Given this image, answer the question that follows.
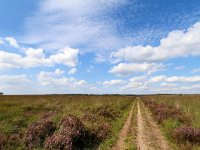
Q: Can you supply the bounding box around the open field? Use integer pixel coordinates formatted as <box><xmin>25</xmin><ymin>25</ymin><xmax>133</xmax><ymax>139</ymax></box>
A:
<box><xmin>0</xmin><ymin>94</ymin><xmax>200</xmax><ymax>150</ymax></box>
<box><xmin>0</xmin><ymin>95</ymin><xmax>135</xmax><ymax>149</ymax></box>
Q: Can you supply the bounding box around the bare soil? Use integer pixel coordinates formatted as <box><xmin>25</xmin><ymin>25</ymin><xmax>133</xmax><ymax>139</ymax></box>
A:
<box><xmin>137</xmin><ymin>98</ymin><xmax>172</xmax><ymax>150</ymax></box>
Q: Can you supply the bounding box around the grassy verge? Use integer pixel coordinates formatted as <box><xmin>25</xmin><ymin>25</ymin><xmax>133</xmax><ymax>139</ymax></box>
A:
<box><xmin>98</xmin><ymin>100</ymin><xmax>134</xmax><ymax>149</ymax></box>
<box><xmin>124</xmin><ymin>101</ymin><xmax>137</xmax><ymax>150</ymax></box>
<box><xmin>142</xmin><ymin>95</ymin><xmax>200</xmax><ymax>150</ymax></box>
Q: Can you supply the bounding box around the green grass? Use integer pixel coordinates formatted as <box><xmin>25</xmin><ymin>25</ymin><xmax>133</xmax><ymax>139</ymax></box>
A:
<box><xmin>0</xmin><ymin>95</ymin><xmax>135</xmax><ymax>149</ymax></box>
<box><xmin>143</xmin><ymin>94</ymin><xmax>200</xmax><ymax>150</ymax></box>
<box><xmin>124</xmin><ymin>101</ymin><xmax>137</xmax><ymax>150</ymax></box>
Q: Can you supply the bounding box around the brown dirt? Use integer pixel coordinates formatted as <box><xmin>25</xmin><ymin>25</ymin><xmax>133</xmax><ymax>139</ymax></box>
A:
<box><xmin>112</xmin><ymin>102</ymin><xmax>135</xmax><ymax>150</ymax></box>
<box><xmin>137</xmin><ymin>99</ymin><xmax>148</xmax><ymax>150</ymax></box>
<box><xmin>137</xmin><ymin>98</ymin><xmax>172</xmax><ymax>150</ymax></box>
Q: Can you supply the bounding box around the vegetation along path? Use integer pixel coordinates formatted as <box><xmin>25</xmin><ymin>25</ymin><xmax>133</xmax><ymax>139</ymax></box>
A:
<box><xmin>113</xmin><ymin>101</ymin><xmax>135</xmax><ymax>150</ymax></box>
<box><xmin>137</xmin><ymin>98</ymin><xmax>172</xmax><ymax>150</ymax></box>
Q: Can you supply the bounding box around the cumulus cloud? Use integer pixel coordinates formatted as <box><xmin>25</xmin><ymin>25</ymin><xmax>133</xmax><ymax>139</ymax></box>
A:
<box><xmin>0</xmin><ymin>74</ymin><xmax>30</xmax><ymax>84</ymax></box>
<box><xmin>0</xmin><ymin>74</ymin><xmax>31</xmax><ymax>93</ymax></box>
<box><xmin>150</xmin><ymin>75</ymin><xmax>200</xmax><ymax>83</ymax></box>
<box><xmin>0</xmin><ymin>47</ymin><xmax>79</xmax><ymax>69</ymax></box>
<box><xmin>119</xmin><ymin>75</ymin><xmax>200</xmax><ymax>94</ymax></box>
<box><xmin>55</xmin><ymin>69</ymin><xmax>65</xmax><ymax>76</ymax></box>
<box><xmin>121</xmin><ymin>76</ymin><xmax>148</xmax><ymax>90</ymax></box>
<box><xmin>112</xmin><ymin>22</ymin><xmax>200</xmax><ymax>62</ymax></box>
<box><xmin>49</xmin><ymin>47</ymin><xmax>79</xmax><ymax>67</ymax></box>
<box><xmin>5</xmin><ymin>37</ymin><xmax>19</xmax><ymax>48</ymax></box>
<box><xmin>102</xmin><ymin>79</ymin><xmax>126</xmax><ymax>87</ymax></box>
<box><xmin>109</xmin><ymin>63</ymin><xmax>163</xmax><ymax>76</ymax></box>
<box><xmin>37</xmin><ymin>71</ymin><xmax>87</xmax><ymax>88</ymax></box>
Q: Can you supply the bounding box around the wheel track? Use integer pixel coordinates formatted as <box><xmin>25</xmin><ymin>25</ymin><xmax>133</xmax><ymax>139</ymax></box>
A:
<box><xmin>137</xmin><ymin>98</ymin><xmax>172</xmax><ymax>150</ymax></box>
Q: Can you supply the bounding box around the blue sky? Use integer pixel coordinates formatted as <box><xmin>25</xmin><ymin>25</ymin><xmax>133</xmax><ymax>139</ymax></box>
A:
<box><xmin>0</xmin><ymin>0</ymin><xmax>200</xmax><ymax>94</ymax></box>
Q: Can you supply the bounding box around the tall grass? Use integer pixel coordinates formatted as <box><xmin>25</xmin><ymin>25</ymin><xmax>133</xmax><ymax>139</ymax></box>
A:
<box><xmin>0</xmin><ymin>95</ymin><xmax>134</xmax><ymax>149</ymax></box>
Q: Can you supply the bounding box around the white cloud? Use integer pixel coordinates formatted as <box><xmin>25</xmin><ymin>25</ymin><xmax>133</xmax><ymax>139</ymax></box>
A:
<box><xmin>150</xmin><ymin>75</ymin><xmax>167</xmax><ymax>83</ymax></box>
<box><xmin>55</xmin><ymin>69</ymin><xmax>65</xmax><ymax>76</ymax></box>
<box><xmin>5</xmin><ymin>37</ymin><xmax>19</xmax><ymax>48</ymax></box>
<box><xmin>68</xmin><ymin>68</ymin><xmax>77</xmax><ymax>75</ymax></box>
<box><xmin>112</xmin><ymin>22</ymin><xmax>200</xmax><ymax>62</ymax></box>
<box><xmin>121</xmin><ymin>76</ymin><xmax>148</xmax><ymax>90</ymax></box>
<box><xmin>150</xmin><ymin>75</ymin><xmax>200</xmax><ymax>83</ymax></box>
<box><xmin>102</xmin><ymin>79</ymin><xmax>126</xmax><ymax>87</ymax></box>
<box><xmin>49</xmin><ymin>47</ymin><xmax>79</xmax><ymax>67</ymax></box>
<box><xmin>0</xmin><ymin>75</ymin><xmax>31</xmax><ymax>93</ymax></box>
<box><xmin>74</xmin><ymin>80</ymin><xmax>87</xmax><ymax>86</ymax></box>
<box><xmin>23</xmin><ymin>0</ymin><xmax>129</xmax><ymax>51</ymax></box>
<box><xmin>109</xmin><ymin>63</ymin><xmax>163</xmax><ymax>76</ymax></box>
<box><xmin>0</xmin><ymin>47</ymin><xmax>79</xmax><ymax>69</ymax></box>
<box><xmin>0</xmin><ymin>74</ymin><xmax>30</xmax><ymax>84</ymax></box>
<box><xmin>161</xmin><ymin>82</ymin><xmax>176</xmax><ymax>87</ymax></box>
<box><xmin>191</xmin><ymin>68</ymin><xmax>200</xmax><ymax>73</ymax></box>
<box><xmin>94</xmin><ymin>54</ymin><xmax>107</xmax><ymax>63</ymax></box>
<box><xmin>37</xmin><ymin>71</ymin><xmax>87</xmax><ymax>88</ymax></box>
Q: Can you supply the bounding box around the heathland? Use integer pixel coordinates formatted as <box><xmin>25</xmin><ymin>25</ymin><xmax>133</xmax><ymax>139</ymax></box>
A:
<box><xmin>0</xmin><ymin>94</ymin><xmax>200</xmax><ymax>150</ymax></box>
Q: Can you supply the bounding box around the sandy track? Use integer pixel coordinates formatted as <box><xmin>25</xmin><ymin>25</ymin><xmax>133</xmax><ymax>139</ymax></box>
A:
<box><xmin>137</xmin><ymin>99</ymin><xmax>171</xmax><ymax>150</ymax></box>
<box><xmin>137</xmin><ymin>99</ymin><xmax>148</xmax><ymax>150</ymax></box>
<box><xmin>113</xmin><ymin>102</ymin><xmax>135</xmax><ymax>150</ymax></box>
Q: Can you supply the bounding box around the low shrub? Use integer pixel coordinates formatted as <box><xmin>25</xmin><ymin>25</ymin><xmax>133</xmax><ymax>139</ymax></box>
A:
<box><xmin>59</xmin><ymin>115</ymin><xmax>85</xmax><ymax>138</ymax></box>
<box><xmin>144</xmin><ymin>101</ymin><xmax>189</xmax><ymax>123</ymax></box>
<box><xmin>45</xmin><ymin>115</ymin><xmax>86</xmax><ymax>149</ymax></box>
<box><xmin>95</xmin><ymin>105</ymin><xmax>120</xmax><ymax>119</ymax></box>
<box><xmin>24</xmin><ymin>120</ymin><xmax>56</xmax><ymax>149</ymax></box>
<box><xmin>173</xmin><ymin>125</ymin><xmax>200</xmax><ymax>144</ymax></box>
<box><xmin>96</xmin><ymin>123</ymin><xmax>111</xmax><ymax>141</ymax></box>
<box><xmin>44</xmin><ymin>134</ymin><xmax>72</xmax><ymax>150</ymax></box>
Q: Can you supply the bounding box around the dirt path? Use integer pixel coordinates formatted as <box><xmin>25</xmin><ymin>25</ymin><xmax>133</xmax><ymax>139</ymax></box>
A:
<box><xmin>137</xmin><ymin>99</ymin><xmax>148</xmax><ymax>150</ymax></box>
<box><xmin>137</xmin><ymin>98</ymin><xmax>172</xmax><ymax>150</ymax></box>
<box><xmin>113</xmin><ymin>102</ymin><xmax>135</xmax><ymax>150</ymax></box>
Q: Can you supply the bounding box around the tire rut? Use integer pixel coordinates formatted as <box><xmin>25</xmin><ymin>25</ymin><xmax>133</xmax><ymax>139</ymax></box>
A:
<box><xmin>113</xmin><ymin>102</ymin><xmax>135</xmax><ymax>150</ymax></box>
<box><xmin>137</xmin><ymin>98</ymin><xmax>172</xmax><ymax>150</ymax></box>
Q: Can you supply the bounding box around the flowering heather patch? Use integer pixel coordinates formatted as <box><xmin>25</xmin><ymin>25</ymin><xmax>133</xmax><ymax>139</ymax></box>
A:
<box><xmin>45</xmin><ymin>115</ymin><xmax>87</xmax><ymax>149</ymax></box>
<box><xmin>144</xmin><ymin>101</ymin><xmax>189</xmax><ymax>124</ymax></box>
<box><xmin>93</xmin><ymin>123</ymin><xmax>111</xmax><ymax>141</ymax></box>
<box><xmin>173</xmin><ymin>126</ymin><xmax>200</xmax><ymax>144</ymax></box>
<box><xmin>59</xmin><ymin>115</ymin><xmax>85</xmax><ymax>138</ymax></box>
<box><xmin>24</xmin><ymin>120</ymin><xmax>56</xmax><ymax>149</ymax></box>
<box><xmin>96</xmin><ymin>105</ymin><xmax>120</xmax><ymax>119</ymax></box>
<box><xmin>44</xmin><ymin>134</ymin><xmax>73</xmax><ymax>150</ymax></box>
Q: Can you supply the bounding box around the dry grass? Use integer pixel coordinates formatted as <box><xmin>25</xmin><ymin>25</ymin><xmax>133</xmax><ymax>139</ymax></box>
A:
<box><xmin>0</xmin><ymin>95</ymin><xmax>134</xmax><ymax>149</ymax></box>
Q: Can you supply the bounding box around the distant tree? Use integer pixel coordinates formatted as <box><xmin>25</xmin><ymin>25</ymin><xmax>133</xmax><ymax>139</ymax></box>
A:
<box><xmin>0</xmin><ymin>92</ymin><xmax>4</xmax><ymax>95</ymax></box>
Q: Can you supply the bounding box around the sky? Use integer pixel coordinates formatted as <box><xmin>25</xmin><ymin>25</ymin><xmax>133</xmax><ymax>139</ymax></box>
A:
<box><xmin>0</xmin><ymin>0</ymin><xmax>200</xmax><ymax>94</ymax></box>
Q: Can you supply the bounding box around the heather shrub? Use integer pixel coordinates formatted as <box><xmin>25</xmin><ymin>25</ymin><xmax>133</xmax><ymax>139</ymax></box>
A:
<box><xmin>24</xmin><ymin>120</ymin><xmax>56</xmax><ymax>149</ymax></box>
<box><xmin>45</xmin><ymin>115</ymin><xmax>86</xmax><ymax>149</ymax></box>
<box><xmin>96</xmin><ymin>123</ymin><xmax>111</xmax><ymax>141</ymax></box>
<box><xmin>95</xmin><ymin>105</ymin><xmax>120</xmax><ymax>119</ymax></box>
<box><xmin>44</xmin><ymin>134</ymin><xmax>73</xmax><ymax>150</ymax></box>
<box><xmin>173</xmin><ymin>126</ymin><xmax>200</xmax><ymax>144</ymax></box>
<box><xmin>59</xmin><ymin>115</ymin><xmax>85</xmax><ymax>138</ymax></box>
<box><xmin>144</xmin><ymin>101</ymin><xmax>189</xmax><ymax>124</ymax></box>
